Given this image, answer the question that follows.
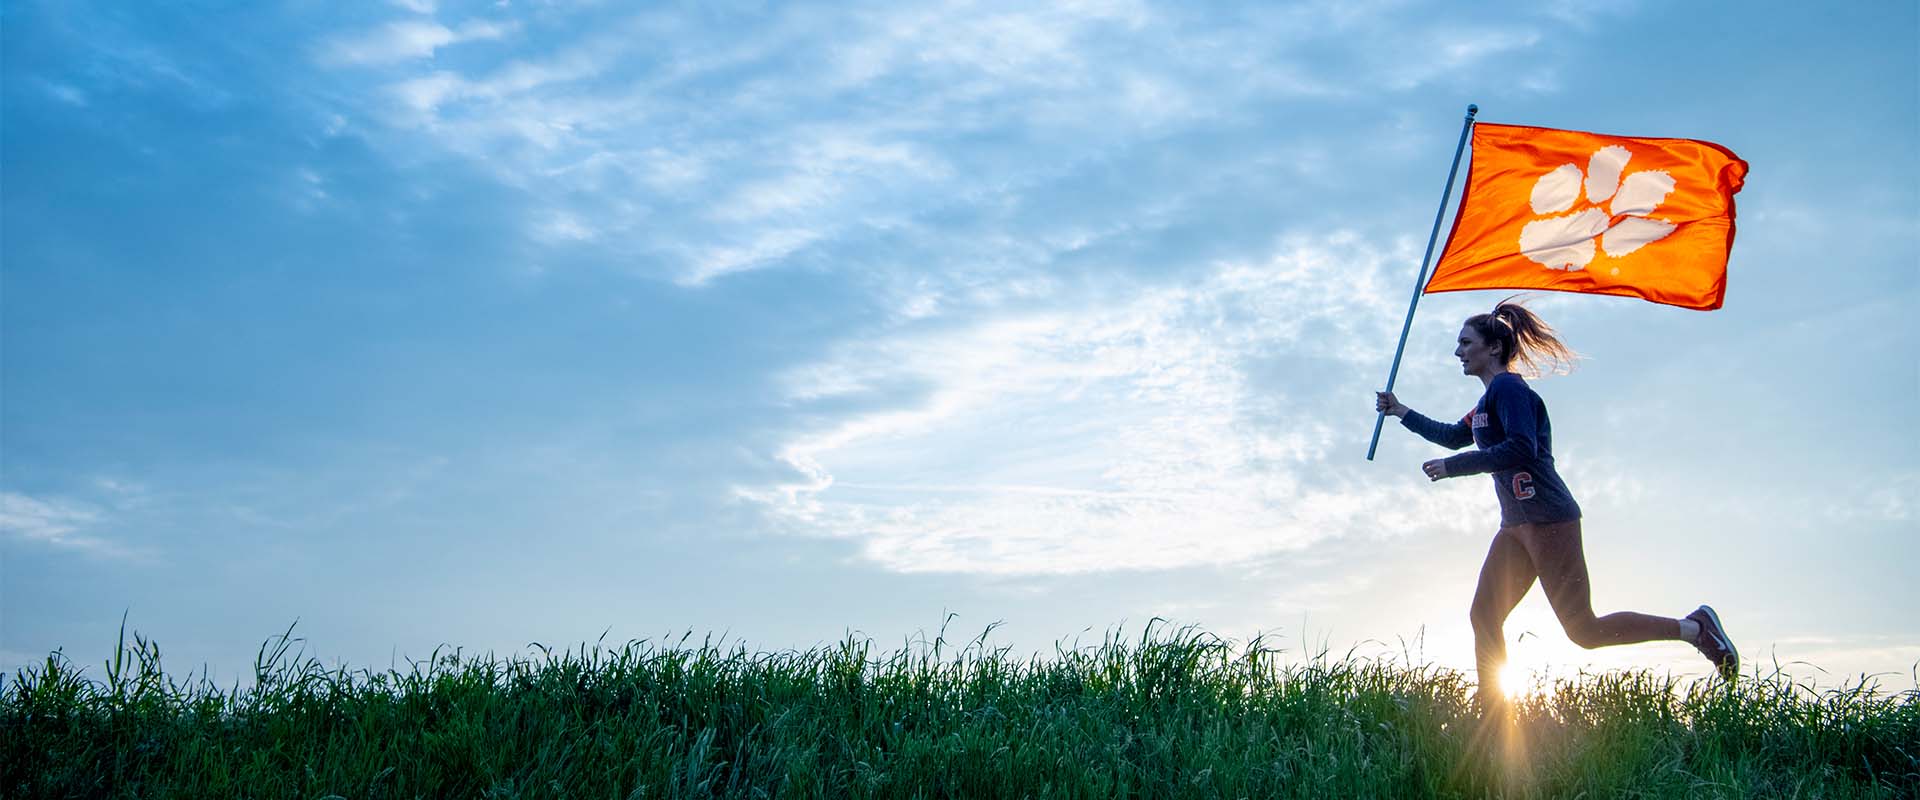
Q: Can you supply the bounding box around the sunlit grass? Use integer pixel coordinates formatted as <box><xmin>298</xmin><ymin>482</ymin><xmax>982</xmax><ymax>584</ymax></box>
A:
<box><xmin>4</xmin><ymin>619</ymin><xmax>1916</xmax><ymax>798</ymax></box>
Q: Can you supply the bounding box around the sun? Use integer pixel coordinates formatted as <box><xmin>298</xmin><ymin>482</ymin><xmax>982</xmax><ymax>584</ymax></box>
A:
<box><xmin>1497</xmin><ymin>661</ymin><xmax>1529</xmax><ymax>700</ymax></box>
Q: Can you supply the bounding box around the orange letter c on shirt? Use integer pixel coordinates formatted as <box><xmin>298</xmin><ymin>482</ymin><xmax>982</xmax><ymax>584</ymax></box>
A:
<box><xmin>1512</xmin><ymin>472</ymin><xmax>1536</xmax><ymax>500</ymax></box>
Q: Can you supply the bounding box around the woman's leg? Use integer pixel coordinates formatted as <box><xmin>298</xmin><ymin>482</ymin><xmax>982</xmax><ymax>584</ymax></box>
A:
<box><xmin>1516</xmin><ymin>519</ymin><xmax>1682</xmax><ymax>648</ymax></box>
<box><xmin>1470</xmin><ymin>527</ymin><xmax>1538</xmax><ymax>701</ymax></box>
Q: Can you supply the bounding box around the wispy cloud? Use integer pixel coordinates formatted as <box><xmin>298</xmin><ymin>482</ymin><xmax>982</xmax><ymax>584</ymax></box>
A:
<box><xmin>1379</xmin><ymin>26</ymin><xmax>1543</xmax><ymax>90</ymax></box>
<box><xmin>826</xmin><ymin>0</ymin><xmax>1150</xmax><ymax>89</ymax></box>
<box><xmin>320</xmin><ymin>19</ymin><xmax>517</xmax><ymax>67</ymax></box>
<box><xmin>38</xmin><ymin>80</ymin><xmax>88</xmax><ymax>107</ymax></box>
<box><xmin>305</xmin><ymin>1</ymin><xmax>1564</xmax><ymax>286</ymax></box>
<box><xmin>740</xmin><ymin>233</ymin><xmax>1490</xmax><ymax>574</ymax></box>
<box><xmin>0</xmin><ymin>492</ymin><xmax>101</xmax><ymax>542</ymax></box>
<box><xmin>0</xmin><ymin>491</ymin><xmax>137</xmax><ymax>558</ymax></box>
<box><xmin>1533</xmin><ymin>0</ymin><xmax>1643</xmax><ymax>31</ymax></box>
<box><xmin>29</xmin><ymin>13</ymin><xmax>231</xmax><ymax>109</ymax></box>
<box><xmin>1826</xmin><ymin>471</ymin><xmax>1919</xmax><ymax>523</ymax></box>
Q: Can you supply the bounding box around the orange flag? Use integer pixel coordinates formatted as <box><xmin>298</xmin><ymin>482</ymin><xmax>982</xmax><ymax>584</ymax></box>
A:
<box><xmin>1426</xmin><ymin>123</ymin><xmax>1749</xmax><ymax>310</ymax></box>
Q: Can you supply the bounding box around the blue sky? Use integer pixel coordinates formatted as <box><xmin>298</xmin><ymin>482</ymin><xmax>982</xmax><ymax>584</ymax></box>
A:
<box><xmin>4</xmin><ymin>0</ymin><xmax>1916</xmax><ymax>690</ymax></box>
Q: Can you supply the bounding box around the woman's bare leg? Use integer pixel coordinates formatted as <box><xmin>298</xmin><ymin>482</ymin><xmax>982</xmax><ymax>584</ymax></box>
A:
<box><xmin>1470</xmin><ymin>528</ymin><xmax>1538</xmax><ymax>702</ymax></box>
<box><xmin>1517</xmin><ymin>520</ymin><xmax>1682</xmax><ymax>647</ymax></box>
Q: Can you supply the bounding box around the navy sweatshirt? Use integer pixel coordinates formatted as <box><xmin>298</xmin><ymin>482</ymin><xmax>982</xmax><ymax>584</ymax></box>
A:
<box><xmin>1400</xmin><ymin>373</ymin><xmax>1581</xmax><ymax>526</ymax></box>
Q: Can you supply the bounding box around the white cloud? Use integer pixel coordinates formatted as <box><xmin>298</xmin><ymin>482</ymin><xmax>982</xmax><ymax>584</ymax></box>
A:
<box><xmin>390</xmin><ymin>70</ymin><xmax>466</xmax><ymax>112</ymax></box>
<box><xmin>739</xmin><ymin>233</ymin><xmax>1484</xmax><ymax>574</ymax></box>
<box><xmin>40</xmin><ymin>80</ymin><xmax>88</xmax><ymax>107</ymax></box>
<box><xmin>0</xmin><ymin>492</ymin><xmax>136</xmax><ymax>557</ymax></box>
<box><xmin>46</xmin><ymin>24</ymin><xmax>230</xmax><ymax>107</ymax></box>
<box><xmin>534</xmin><ymin>211</ymin><xmax>597</xmax><ymax>243</ymax></box>
<box><xmin>681</xmin><ymin>228</ymin><xmax>823</xmax><ymax>287</ymax></box>
<box><xmin>0</xmin><ymin>492</ymin><xmax>101</xmax><ymax>542</ymax></box>
<box><xmin>321</xmin><ymin>19</ymin><xmax>516</xmax><ymax>67</ymax></box>
<box><xmin>1826</xmin><ymin>471</ymin><xmax>1920</xmax><ymax>523</ymax></box>
<box><xmin>1533</xmin><ymin>0</ymin><xmax>1642</xmax><ymax>30</ymax></box>
<box><xmin>712</xmin><ymin>134</ymin><xmax>952</xmax><ymax>223</ymax></box>
<box><xmin>377</xmin><ymin>41</ymin><xmax>615</xmax><ymax>129</ymax></box>
<box><xmin>327</xmin><ymin>1</ymin><xmax>1542</xmax><ymax>286</ymax></box>
<box><xmin>826</xmin><ymin>0</ymin><xmax>1145</xmax><ymax>86</ymax></box>
<box><xmin>1381</xmin><ymin>26</ymin><xmax>1542</xmax><ymax>90</ymax></box>
<box><xmin>289</xmin><ymin>166</ymin><xmax>331</xmax><ymax>212</ymax></box>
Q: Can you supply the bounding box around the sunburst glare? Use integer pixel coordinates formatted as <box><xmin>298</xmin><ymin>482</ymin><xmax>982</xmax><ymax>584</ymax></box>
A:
<box><xmin>1497</xmin><ymin>661</ymin><xmax>1530</xmax><ymax>700</ymax></box>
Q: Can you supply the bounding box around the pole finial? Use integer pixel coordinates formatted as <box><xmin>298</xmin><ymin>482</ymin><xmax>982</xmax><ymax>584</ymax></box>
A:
<box><xmin>1466</xmin><ymin>104</ymin><xmax>1479</xmax><ymax>116</ymax></box>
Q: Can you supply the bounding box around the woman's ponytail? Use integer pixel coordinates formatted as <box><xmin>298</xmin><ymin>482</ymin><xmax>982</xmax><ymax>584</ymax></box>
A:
<box><xmin>1467</xmin><ymin>295</ymin><xmax>1579</xmax><ymax>377</ymax></box>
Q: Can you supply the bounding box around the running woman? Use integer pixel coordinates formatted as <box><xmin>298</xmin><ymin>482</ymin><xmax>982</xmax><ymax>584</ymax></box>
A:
<box><xmin>1374</xmin><ymin>298</ymin><xmax>1737</xmax><ymax>705</ymax></box>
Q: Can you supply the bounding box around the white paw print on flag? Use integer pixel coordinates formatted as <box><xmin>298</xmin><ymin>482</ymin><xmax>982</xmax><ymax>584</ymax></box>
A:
<box><xmin>1518</xmin><ymin>146</ymin><xmax>1678</xmax><ymax>271</ymax></box>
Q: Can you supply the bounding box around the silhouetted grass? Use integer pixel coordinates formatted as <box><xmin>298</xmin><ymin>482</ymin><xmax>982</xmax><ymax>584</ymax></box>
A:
<box><xmin>4</xmin><ymin>618</ymin><xmax>1915</xmax><ymax>798</ymax></box>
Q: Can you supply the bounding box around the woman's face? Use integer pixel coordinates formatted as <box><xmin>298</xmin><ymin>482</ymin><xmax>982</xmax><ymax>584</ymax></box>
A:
<box><xmin>1455</xmin><ymin>324</ymin><xmax>1503</xmax><ymax>377</ymax></box>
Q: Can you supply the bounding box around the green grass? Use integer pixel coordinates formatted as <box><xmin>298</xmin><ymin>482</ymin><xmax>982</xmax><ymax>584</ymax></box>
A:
<box><xmin>4</xmin><ymin>619</ymin><xmax>1916</xmax><ymax>798</ymax></box>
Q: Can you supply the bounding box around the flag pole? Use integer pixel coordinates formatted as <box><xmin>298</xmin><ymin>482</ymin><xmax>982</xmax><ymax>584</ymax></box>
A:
<box><xmin>1368</xmin><ymin>103</ymin><xmax>1477</xmax><ymax>461</ymax></box>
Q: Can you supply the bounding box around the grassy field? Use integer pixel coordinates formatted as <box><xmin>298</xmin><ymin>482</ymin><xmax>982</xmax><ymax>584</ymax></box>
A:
<box><xmin>4</xmin><ymin>620</ymin><xmax>1916</xmax><ymax>799</ymax></box>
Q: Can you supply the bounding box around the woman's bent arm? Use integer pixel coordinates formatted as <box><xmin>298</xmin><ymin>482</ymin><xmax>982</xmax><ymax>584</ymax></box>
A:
<box><xmin>1401</xmin><ymin>410</ymin><xmax>1474</xmax><ymax>450</ymax></box>
<box><xmin>1442</xmin><ymin>382</ymin><xmax>1541</xmax><ymax>475</ymax></box>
